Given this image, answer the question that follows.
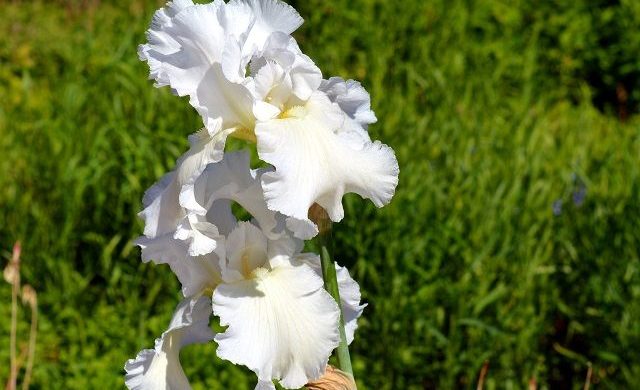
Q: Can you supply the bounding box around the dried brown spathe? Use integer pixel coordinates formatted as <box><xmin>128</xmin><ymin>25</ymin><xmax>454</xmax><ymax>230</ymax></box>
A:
<box><xmin>306</xmin><ymin>366</ymin><xmax>357</xmax><ymax>390</ymax></box>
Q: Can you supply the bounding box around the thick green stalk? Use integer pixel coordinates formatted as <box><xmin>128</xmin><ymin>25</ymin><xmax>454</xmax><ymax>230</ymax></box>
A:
<box><xmin>320</xmin><ymin>245</ymin><xmax>354</xmax><ymax>377</ymax></box>
<box><xmin>311</xmin><ymin>205</ymin><xmax>354</xmax><ymax>380</ymax></box>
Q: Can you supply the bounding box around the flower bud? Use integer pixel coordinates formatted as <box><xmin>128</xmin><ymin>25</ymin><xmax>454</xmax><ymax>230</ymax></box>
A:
<box><xmin>22</xmin><ymin>284</ymin><xmax>37</xmax><ymax>306</ymax></box>
<box><xmin>3</xmin><ymin>263</ymin><xmax>18</xmax><ymax>285</ymax></box>
<box><xmin>4</xmin><ymin>241</ymin><xmax>22</xmax><ymax>285</ymax></box>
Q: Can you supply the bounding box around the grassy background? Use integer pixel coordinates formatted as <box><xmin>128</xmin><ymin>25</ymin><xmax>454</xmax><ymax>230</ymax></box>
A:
<box><xmin>1</xmin><ymin>0</ymin><xmax>640</xmax><ymax>388</ymax></box>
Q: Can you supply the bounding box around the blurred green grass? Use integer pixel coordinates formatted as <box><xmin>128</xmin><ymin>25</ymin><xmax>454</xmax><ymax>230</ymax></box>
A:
<box><xmin>1</xmin><ymin>0</ymin><xmax>640</xmax><ymax>388</ymax></box>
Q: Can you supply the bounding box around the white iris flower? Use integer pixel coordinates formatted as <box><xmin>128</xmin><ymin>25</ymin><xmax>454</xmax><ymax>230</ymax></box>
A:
<box><xmin>131</xmin><ymin>0</ymin><xmax>395</xmax><ymax>387</ymax></box>
<box><xmin>129</xmin><ymin>151</ymin><xmax>365</xmax><ymax>389</ymax></box>
<box><xmin>139</xmin><ymin>0</ymin><xmax>399</xmax><ymax>239</ymax></box>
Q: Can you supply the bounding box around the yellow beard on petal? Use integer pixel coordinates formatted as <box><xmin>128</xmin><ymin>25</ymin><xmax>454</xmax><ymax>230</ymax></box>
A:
<box><xmin>240</xmin><ymin>252</ymin><xmax>253</xmax><ymax>279</ymax></box>
<box><xmin>230</xmin><ymin>102</ymin><xmax>309</xmax><ymax>143</ymax></box>
<box><xmin>279</xmin><ymin>105</ymin><xmax>307</xmax><ymax>120</ymax></box>
<box><xmin>250</xmin><ymin>266</ymin><xmax>271</xmax><ymax>280</ymax></box>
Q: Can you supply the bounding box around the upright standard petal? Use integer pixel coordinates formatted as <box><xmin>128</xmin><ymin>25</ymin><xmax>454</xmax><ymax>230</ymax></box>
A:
<box><xmin>253</xmin><ymin>32</ymin><xmax>322</xmax><ymax>102</ymax></box>
<box><xmin>220</xmin><ymin>221</ymin><xmax>269</xmax><ymax>283</ymax></box>
<box><xmin>125</xmin><ymin>296</ymin><xmax>214</xmax><ymax>390</ymax></box>
<box><xmin>177</xmin><ymin>254</ymin><xmax>223</xmax><ymax>298</ymax></box>
<box><xmin>140</xmin><ymin>0</ymin><xmax>307</xmax><ymax>134</ymax></box>
<box><xmin>225</xmin><ymin>0</ymin><xmax>304</xmax><ymax>59</ymax></box>
<box><xmin>182</xmin><ymin>150</ymin><xmax>283</xmax><ymax>240</ymax></box>
<box><xmin>256</xmin><ymin>92</ymin><xmax>399</xmax><ymax>235</ymax></box>
<box><xmin>193</xmin><ymin>64</ymin><xmax>256</xmax><ymax>130</ymax></box>
<box><xmin>139</xmin><ymin>1</ymin><xmax>226</xmax><ymax>96</ymax></box>
<box><xmin>139</xmin><ymin>0</ymin><xmax>256</xmax><ymax>133</ymax></box>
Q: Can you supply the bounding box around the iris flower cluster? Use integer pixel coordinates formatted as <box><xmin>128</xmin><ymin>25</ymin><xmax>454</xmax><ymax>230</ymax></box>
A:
<box><xmin>125</xmin><ymin>1</ymin><xmax>399</xmax><ymax>388</ymax></box>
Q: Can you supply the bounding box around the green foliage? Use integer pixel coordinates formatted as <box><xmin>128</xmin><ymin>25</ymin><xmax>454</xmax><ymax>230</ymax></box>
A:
<box><xmin>520</xmin><ymin>0</ymin><xmax>640</xmax><ymax>116</ymax></box>
<box><xmin>1</xmin><ymin>0</ymin><xmax>639</xmax><ymax>388</ymax></box>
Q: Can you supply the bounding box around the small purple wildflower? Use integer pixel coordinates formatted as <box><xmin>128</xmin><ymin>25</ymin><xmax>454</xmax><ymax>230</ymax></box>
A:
<box><xmin>573</xmin><ymin>185</ymin><xmax>586</xmax><ymax>207</ymax></box>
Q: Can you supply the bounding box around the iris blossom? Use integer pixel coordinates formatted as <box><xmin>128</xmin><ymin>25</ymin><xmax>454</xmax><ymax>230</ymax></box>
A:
<box><xmin>139</xmin><ymin>0</ymin><xmax>399</xmax><ymax>239</ymax></box>
<box><xmin>129</xmin><ymin>0</ymin><xmax>395</xmax><ymax>387</ymax></box>
<box><xmin>128</xmin><ymin>151</ymin><xmax>364</xmax><ymax>389</ymax></box>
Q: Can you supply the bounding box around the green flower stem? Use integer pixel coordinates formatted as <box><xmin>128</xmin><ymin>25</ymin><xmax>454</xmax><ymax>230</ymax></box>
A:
<box><xmin>311</xmin><ymin>205</ymin><xmax>354</xmax><ymax>381</ymax></box>
<box><xmin>320</xmin><ymin>245</ymin><xmax>354</xmax><ymax>377</ymax></box>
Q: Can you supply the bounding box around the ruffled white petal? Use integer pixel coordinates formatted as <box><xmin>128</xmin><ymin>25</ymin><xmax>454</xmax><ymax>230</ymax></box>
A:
<box><xmin>335</xmin><ymin>264</ymin><xmax>366</xmax><ymax>344</ymax></box>
<box><xmin>138</xmin><ymin>0</ymin><xmax>254</xmax><ymax>130</ymax></box>
<box><xmin>140</xmin><ymin>0</ymin><xmax>308</xmax><ymax>133</ymax></box>
<box><xmin>247</xmin><ymin>0</ymin><xmax>304</xmax><ymax>36</ymax></box>
<box><xmin>139</xmin><ymin>1</ymin><xmax>227</xmax><ymax>96</ymax></box>
<box><xmin>212</xmin><ymin>261</ymin><xmax>340</xmax><ymax>388</ymax></box>
<box><xmin>137</xmin><ymin>129</ymin><xmax>229</xmax><ymax>266</ymax></box>
<box><xmin>178</xmin><ymin>122</ymin><xmax>234</xmax><ymax>183</ymax></box>
<box><xmin>139</xmin><ymin>149</ymin><xmax>263</xmax><ymax>259</ymax></box>
<box><xmin>138</xmin><ymin>124</ymin><xmax>230</xmax><ymax>246</ymax></box>
<box><xmin>137</xmin><ymin>0</ymin><xmax>195</xmax><ymax>92</ymax></box>
<box><xmin>320</xmin><ymin>77</ymin><xmax>377</xmax><ymax>127</ymax></box>
<box><xmin>284</xmin><ymin>217</ymin><xmax>318</xmax><ymax>240</ymax></box>
<box><xmin>136</xmin><ymin>233</ymin><xmax>221</xmax><ymax>298</ymax></box>
<box><xmin>139</xmin><ymin>171</ymin><xmax>182</xmax><ymax>241</ymax></box>
<box><xmin>125</xmin><ymin>296</ymin><xmax>214</xmax><ymax>390</ymax></box>
<box><xmin>256</xmin><ymin>92</ymin><xmax>399</xmax><ymax>234</ymax></box>
<box><xmin>137</xmin><ymin>128</ymin><xmax>240</xmax><ymax>295</ymax></box>
<box><xmin>300</xmin><ymin>256</ymin><xmax>366</xmax><ymax>345</ymax></box>
<box><xmin>193</xmin><ymin>64</ymin><xmax>255</xmax><ymax>130</ymax></box>
<box><xmin>174</xmin><ymin>216</ymin><xmax>220</xmax><ymax>257</ymax></box>
<box><xmin>136</xmin><ymin>234</ymin><xmax>186</xmax><ymax>265</ymax></box>
<box><xmin>258</xmin><ymin>32</ymin><xmax>321</xmax><ymax>101</ymax></box>
<box><xmin>228</xmin><ymin>0</ymin><xmax>304</xmax><ymax>59</ymax></box>
<box><xmin>184</xmin><ymin>151</ymin><xmax>283</xmax><ymax>240</ymax></box>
